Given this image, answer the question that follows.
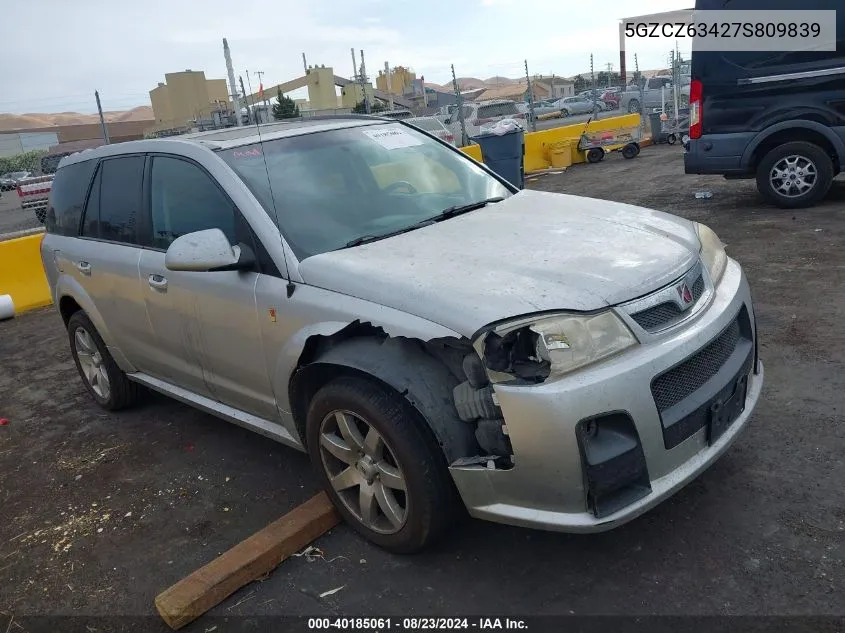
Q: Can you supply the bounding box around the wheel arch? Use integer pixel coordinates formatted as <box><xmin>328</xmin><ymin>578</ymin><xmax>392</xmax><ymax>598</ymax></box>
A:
<box><xmin>54</xmin><ymin>275</ymin><xmax>137</xmax><ymax>373</ymax></box>
<box><xmin>743</xmin><ymin>120</ymin><xmax>845</xmax><ymax>173</ymax></box>
<box><xmin>288</xmin><ymin>328</ymin><xmax>478</xmax><ymax>464</ymax></box>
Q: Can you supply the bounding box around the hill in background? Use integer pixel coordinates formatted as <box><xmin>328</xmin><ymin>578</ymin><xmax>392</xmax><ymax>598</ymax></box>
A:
<box><xmin>0</xmin><ymin>106</ymin><xmax>154</xmax><ymax>132</ymax></box>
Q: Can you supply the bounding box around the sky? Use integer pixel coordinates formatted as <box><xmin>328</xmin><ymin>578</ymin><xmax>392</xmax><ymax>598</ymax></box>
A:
<box><xmin>1</xmin><ymin>0</ymin><xmax>692</xmax><ymax>115</ymax></box>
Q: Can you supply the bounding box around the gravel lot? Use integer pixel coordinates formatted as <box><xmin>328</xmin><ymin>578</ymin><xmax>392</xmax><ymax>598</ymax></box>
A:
<box><xmin>1</xmin><ymin>146</ymin><xmax>843</xmax><ymax>631</ymax></box>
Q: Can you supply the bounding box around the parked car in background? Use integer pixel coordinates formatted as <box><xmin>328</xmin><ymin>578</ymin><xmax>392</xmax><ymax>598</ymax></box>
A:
<box><xmin>601</xmin><ymin>88</ymin><xmax>622</xmax><ymax>110</ymax></box>
<box><xmin>554</xmin><ymin>96</ymin><xmax>606</xmax><ymax>116</ymax></box>
<box><xmin>519</xmin><ymin>100</ymin><xmax>561</xmax><ymax>120</ymax></box>
<box><xmin>445</xmin><ymin>100</ymin><xmax>525</xmax><ymax>141</ymax></box>
<box><xmin>0</xmin><ymin>171</ymin><xmax>32</xmax><ymax>191</ymax></box>
<box><xmin>405</xmin><ymin>116</ymin><xmax>456</xmax><ymax>145</ymax></box>
<box><xmin>17</xmin><ymin>174</ymin><xmax>54</xmax><ymax>223</ymax></box>
<box><xmin>620</xmin><ymin>76</ymin><xmax>690</xmax><ymax>114</ymax></box>
<box><xmin>40</xmin><ymin>116</ymin><xmax>763</xmax><ymax>553</ymax></box>
<box><xmin>684</xmin><ymin>0</ymin><xmax>844</xmax><ymax>208</ymax></box>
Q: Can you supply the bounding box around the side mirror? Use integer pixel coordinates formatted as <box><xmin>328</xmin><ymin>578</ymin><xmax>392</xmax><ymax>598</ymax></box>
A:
<box><xmin>165</xmin><ymin>228</ymin><xmax>255</xmax><ymax>272</ymax></box>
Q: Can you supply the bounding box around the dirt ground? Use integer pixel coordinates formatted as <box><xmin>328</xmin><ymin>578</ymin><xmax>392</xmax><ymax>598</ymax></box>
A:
<box><xmin>1</xmin><ymin>146</ymin><xmax>844</xmax><ymax>631</ymax></box>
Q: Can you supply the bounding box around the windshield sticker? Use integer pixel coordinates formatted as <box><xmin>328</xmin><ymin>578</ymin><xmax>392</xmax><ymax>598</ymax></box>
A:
<box><xmin>232</xmin><ymin>147</ymin><xmax>262</xmax><ymax>159</ymax></box>
<box><xmin>362</xmin><ymin>128</ymin><xmax>423</xmax><ymax>150</ymax></box>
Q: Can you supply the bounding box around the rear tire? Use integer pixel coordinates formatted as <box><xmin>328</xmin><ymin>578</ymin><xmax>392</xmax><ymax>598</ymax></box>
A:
<box><xmin>306</xmin><ymin>375</ymin><xmax>459</xmax><ymax>553</ymax></box>
<box><xmin>67</xmin><ymin>311</ymin><xmax>142</xmax><ymax>410</ymax></box>
<box><xmin>755</xmin><ymin>141</ymin><xmax>833</xmax><ymax>209</ymax></box>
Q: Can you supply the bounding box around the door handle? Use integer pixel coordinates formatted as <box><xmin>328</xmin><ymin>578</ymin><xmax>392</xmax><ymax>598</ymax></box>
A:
<box><xmin>76</xmin><ymin>261</ymin><xmax>91</xmax><ymax>275</ymax></box>
<box><xmin>148</xmin><ymin>274</ymin><xmax>168</xmax><ymax>291</ymax></box>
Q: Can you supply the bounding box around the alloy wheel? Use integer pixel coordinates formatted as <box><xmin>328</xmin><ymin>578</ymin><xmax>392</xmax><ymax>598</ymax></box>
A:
<box><xmin>770</xmin><ymin>154</ymin><xmax>817</xmax><ymax>198</ymax></box>
<box><xmin>318</xmin><ymin>410</ymin><xmax>408</xmax><ymax>534</ymax></box>
<box><xmin>74</xmin><ymin>327</ymin><xmax>111</xmax><ymax>399</ymax></box>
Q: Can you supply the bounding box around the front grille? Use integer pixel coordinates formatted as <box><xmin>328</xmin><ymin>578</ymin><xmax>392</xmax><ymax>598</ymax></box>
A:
<box><xmin>631</xmin><ymin>274</ymin><xmax>705</xmax><ymax>331</ymax></box>
<box><xmin>651</xmin><ymin>315</ymin><xmax>741</xmax><ymax>412</ymax></box>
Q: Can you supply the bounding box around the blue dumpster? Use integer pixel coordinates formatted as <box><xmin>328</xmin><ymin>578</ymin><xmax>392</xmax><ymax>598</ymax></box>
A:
<box><xmin>471</xmin><ymin>128</ymin><xmax>525</xmax><ymax>189</ymax></box>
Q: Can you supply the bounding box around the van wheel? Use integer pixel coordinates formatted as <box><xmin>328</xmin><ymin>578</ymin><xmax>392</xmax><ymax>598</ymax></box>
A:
<box><xmin>627</xmin><ymin>99</ymin><xmax>640</xmax><ymax>113</ymax></box>
<box><xmin>306</xmin><ymin>375</ymin><xmax>459</xmax><ymax>553</ymax></box>
<box><xmin>67</xmin><ymin>311</ymin><xmax>142</xmax><ymax>410</ymax></box>
<box><xmin>756</xmin><ymin>141</ymin><xmax>833</xmax><ymax>208</ymax></box>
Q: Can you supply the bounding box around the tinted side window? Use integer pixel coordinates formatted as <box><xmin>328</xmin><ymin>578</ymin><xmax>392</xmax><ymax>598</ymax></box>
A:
<box><xmin>149</xmin><ymin>156</ymin><xmax>236</xmax><ymax>249</ymax></box>
<box><xmin>45</xmin><ymin>159</ymin><xmax>97</xmax><ymax>236</ymax></box>
<box><xmin>98</xmin><ymin>156</ymin><xmax>144</xmax><ymax>244</ymax></box>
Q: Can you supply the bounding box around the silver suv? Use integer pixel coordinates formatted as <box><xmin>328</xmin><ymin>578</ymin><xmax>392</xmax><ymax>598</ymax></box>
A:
<box><xmin>41</xmin><ymin>116</ymin><xmax>763</xmax><ymax>552</ymax></box>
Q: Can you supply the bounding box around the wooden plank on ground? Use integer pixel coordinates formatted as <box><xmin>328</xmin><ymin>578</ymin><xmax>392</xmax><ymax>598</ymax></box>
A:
<box><xmin>155</xmin><ymin>491</ymin><xmax>340</xmax><ymax>630</ymax></box>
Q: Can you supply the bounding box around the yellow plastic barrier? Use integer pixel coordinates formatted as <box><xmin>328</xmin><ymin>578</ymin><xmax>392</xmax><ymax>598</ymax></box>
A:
<box><xmin>459</xmin><ymin>114</ymin><xmax>642</xmax><ymax>174</ymax></box>
<box><xmin>459</xmin><ymin>144</ymin><xmax>483</xmax><ymax>162</ymax></box>
<box><xmin>0</xmin><ymin>233</ymin><xmax>52</xmax><ymax>315</ymax></box>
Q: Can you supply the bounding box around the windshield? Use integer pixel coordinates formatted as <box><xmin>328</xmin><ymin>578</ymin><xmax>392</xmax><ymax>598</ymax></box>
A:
<box><xmin>406</xmin><ymin>118</ymin><xmax>443</xmax><ymax>132</ymax></box>
<box><xmin>218</xmin><ymin>123</ymin><xmax>511</xmax><ymax>260</ymax></box>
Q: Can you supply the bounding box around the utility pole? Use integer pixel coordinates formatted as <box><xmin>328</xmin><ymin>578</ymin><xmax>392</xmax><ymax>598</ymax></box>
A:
<box><xmin>254</xmin><ymin>70</ymin><xmax>267</xmax><ymax>111</ymax></box>
<box><xmin>239</xmin><ymin>76</ymin><xmax>250</xmax><ymax>124</ymax></box>
<box><xmin>252</xmin><ymin>70</ymin><xmax>270</xmax><ymax>122</ymax></box>
<box><xmin>634</xmin><ymin>53</ymin><xmax>640</xmax><ymax>88</ymax></box>
<box><xmin>590</xmin><ymin>54</ymin><xmax>598</xmax><ymax>117</ymax></box>
<box><xmin>384</xmin><ymin>61</ymin><xmax>394</xmax><ymax>111</ymax></box>
<box><xmin>451</xmin><ymin>64</ymin><xmax>468</xmax><ymax>147</ymax></box>
<box><xmin>605</xmin><ymin>62</ymin><xmax>613</xmax><ymax>87</ymax></box>
<box><xmin>524</xmin><ymin>60</ymin><xmax>537</xmax><ymax>132</ymax></box>
<box><xmin>94</xmin><ymin>91</ymin><xmax>110</xmax><ymax>144</ymax></box>
<box><xmin>360</xmin><ymin>49</ymin><xmax>370</xmax><ymax>114</ymax></box>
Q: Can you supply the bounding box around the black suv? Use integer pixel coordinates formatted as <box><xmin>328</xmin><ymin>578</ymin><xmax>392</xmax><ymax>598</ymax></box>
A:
<box><xmin>684</xmin><ymin>0</ymin><xmax>845</xmax><ymax>208</ymax></box>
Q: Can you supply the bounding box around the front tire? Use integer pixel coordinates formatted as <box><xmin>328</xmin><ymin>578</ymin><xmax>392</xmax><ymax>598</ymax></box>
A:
<box><xmin>627</xmin><ymin>99</ymin><xmax>640</xmax><ymax>113</ymax></box>
<box><xmin>68</xmin><ymin>311</ymin><xmax>141</xmax><ymax>410</ymax></box>
<box><xmin>755</xmin><ymin>141</ymin><xmax>833</xmax><ymax>209</ymax></box>
<box><xmin>306</xmin><ymin>376</ymin><xmax>459</xmax><ymax>553</ymax></box>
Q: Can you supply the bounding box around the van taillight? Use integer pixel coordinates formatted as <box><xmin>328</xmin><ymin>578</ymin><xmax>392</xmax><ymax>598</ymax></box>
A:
<box><xmin>689</xmin><ymin>79</ymin><xmax>703</xmax><ymax>140</ymax></box>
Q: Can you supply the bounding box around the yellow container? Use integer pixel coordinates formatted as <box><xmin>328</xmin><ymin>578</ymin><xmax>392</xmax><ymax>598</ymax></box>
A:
<box><xmin>547</xmin><ymin>140</ymin><xmax>573</xmax><ymax>169</ymax></box>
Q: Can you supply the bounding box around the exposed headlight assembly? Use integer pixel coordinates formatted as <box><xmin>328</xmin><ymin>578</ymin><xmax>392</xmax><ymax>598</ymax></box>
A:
<box><xmin>696</xmin><ymin>222</ymin><xmax>727</xmax><ymax>285</ymax></box>
<box><xmin>475</xmin><ymin>311</ymin><xmax>638</xmax><ymax>384</ymax></box>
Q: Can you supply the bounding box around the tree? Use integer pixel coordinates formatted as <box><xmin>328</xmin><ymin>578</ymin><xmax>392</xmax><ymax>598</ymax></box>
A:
<box><xmin>272</xmin><ymin>88</ymin><xmax>300</xmax><ymax>120</ymax></box>
<box><xmin>352</xmin><ymin>99</ymin><xmax>386</xmax><ymax>114</ymax></box>
<box><xmin>572</xmin><ymin>74</ymin><xmax>587</xmax><ymax>92</ymax></box>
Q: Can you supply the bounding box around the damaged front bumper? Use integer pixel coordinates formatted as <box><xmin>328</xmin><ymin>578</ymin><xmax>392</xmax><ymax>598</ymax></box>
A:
<box><xmin>448</xmin><ymin>258</ymin><xmax>764</xmax><ymax>533</ymax></box>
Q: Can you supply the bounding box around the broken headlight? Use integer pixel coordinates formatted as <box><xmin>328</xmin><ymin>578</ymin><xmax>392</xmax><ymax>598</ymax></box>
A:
<box><xmin>696</xmin><ymin>222</ymin><xmax>727</xmax><ymax>285</ymax></box>
<box><xmin>476</xmin><ymin>311</ymin><xmax>638</xmax><ymax>384</ymax></box>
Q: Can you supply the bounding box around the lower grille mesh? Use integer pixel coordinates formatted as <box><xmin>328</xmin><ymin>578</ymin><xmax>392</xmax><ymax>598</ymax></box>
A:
<box><xmin>651</xmin><ymin>317</ymin><xmax>741</xmax><ymax>412</ymax></box>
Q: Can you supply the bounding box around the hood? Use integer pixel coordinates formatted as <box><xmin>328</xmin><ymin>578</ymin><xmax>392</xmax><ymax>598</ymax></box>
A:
<box><xmin>298</xmin><ymin>190</ymin><xmax>700</xmax><ymax>337</ymax></box>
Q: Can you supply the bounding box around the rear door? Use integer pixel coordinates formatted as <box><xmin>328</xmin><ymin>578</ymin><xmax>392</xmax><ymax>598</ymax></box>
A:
<box><xmin>139</xmin><ymin>154</ymin><xmax>277</xmax><ymax>419</ymax></box>
<box><xmin>71</xmin><ymin>155</ymin><xmax>155</xmax><ymax>369</ymax></box>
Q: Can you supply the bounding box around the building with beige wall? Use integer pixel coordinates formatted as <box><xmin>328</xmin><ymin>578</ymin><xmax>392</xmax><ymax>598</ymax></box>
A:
<box><xmin>376</xmin><ymin>66</ymin><xmax>415</xmax><ymax>96</ymax></box>
<box><xmin>149</xmin><ymin>70</ymin><xmax>231</xmax><ymax>133</ymax></box>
